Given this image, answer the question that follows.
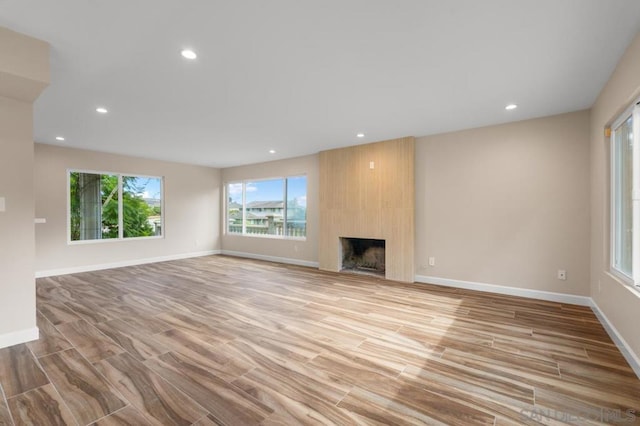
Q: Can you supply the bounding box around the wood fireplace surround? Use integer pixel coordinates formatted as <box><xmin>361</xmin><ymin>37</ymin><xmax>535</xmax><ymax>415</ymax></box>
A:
<box><xmin>319</xmin><ymin>137</ymin><xmax>415</xmax><ymax>282</ymax></box>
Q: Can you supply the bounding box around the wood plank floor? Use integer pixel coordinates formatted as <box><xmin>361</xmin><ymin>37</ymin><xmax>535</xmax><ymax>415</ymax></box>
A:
<box><xmin>1</xmin><ymin>255</ymin><xmax>638</xmax><ymax>425</ymax></box>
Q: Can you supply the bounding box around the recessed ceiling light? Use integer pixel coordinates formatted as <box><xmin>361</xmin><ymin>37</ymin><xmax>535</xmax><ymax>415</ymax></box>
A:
<box><xmin>96</xmin><ymin>107</ymin><xmax>108</xmax><ymax>114</ymax></box>
<box><xmin>55</xmin><ymin>136</ymin><xmax>65</xmax><ymax>141</ymax></box>
<box><xmin>357</xmin><ymin>133</ymin><xmax>365</xmax><ymax>138</ymax></box>
<box><xmin>505</xmin><ymin>104</ymin><xmax>518</xmax><ymax>111</ymax></box>
<box><xmin>181</xmin><ymin>49</ymin><xmax>197</xmax><ymax>60</ymax></box>
<box><xmin>269</xmin><ymin>149</ymin><xmax>276</xmax><ymax>154</ymax></box>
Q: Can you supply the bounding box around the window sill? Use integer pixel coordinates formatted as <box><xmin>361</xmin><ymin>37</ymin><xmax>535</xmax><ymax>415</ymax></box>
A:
<box><xmin>225</xmin><ymin>233</ymin><xmax>306</xmax><ymax>242</ymax></box>
<box><xmin>68</xmin><ymin>235</ymin><xmax>164</xmax><ymax>245</ymax></box>
<box><xmin>604</xmin><ymin>270</ymin><xmax>640</xmax><ymax>298</ymax></box>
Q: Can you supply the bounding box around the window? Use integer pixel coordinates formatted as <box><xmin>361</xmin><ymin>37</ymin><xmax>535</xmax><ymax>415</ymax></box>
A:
<box><xmin>69</xmin><ymin>170</ymin><xmax>163</xmax><ymax>242</ymax></box>
<box><xmin>611</xmin><ymin>101</ymin><xmax>640</xmax><ymax>286</ymax></box>
<box><xmin>226</xmin><ymin>176</ymin><xmax>307</xmax><ymax>238</ymax></box>
<box><xmin>286</xmin><ymin>176</ymin><xmax>307</xmax><ymax>237</ymax></box>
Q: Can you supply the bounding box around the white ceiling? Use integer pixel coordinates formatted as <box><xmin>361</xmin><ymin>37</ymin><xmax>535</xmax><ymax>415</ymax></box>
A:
<box><xmin>1</xmin><ymin>1</ymin><xmax>640</xmax><ymax>168</ymax></box>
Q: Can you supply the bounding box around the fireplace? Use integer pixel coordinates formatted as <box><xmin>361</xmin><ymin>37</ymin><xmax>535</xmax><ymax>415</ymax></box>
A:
<box><xmin>340</xmin><ymin>237</ymin><xmax>386</xmax><ymax>276</ymax></box>
<box><xmin>319</xmin><ymin>137</ymin><xmax>415</xmax><ymax>282</ymax></box>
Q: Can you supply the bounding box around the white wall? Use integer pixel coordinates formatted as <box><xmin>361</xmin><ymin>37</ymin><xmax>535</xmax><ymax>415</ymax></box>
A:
<box><xmin>218</xmin><ymin>112</ymin><xmax>592</xmax><ymax>298</ymax></box>
<box><xmin>220</xmin><ymin>154</ymin><xmax>318</xmax><ymax>265</ymax></box>
<box><xmin>415</xmin><ymin>111</ymin><xmax>591</xmax><ymax>297</ymax></box>
<box><xmin>0</xmin><ymin>97</ymin><xmax>39</xmax><ymax>345</ymax></box>
<box><xmin>34</xmin><ymin>144</ymin><xmax>221</xmax><ymax>275</ymax></box>
<box><xmin>590</xmin><ymin>31</ymin><xmax>640</xmax><ymax>363</ymax></box>
<box><xmin>0</xmin><ymin>27</ymin><xmax>49</xmax><ymax>348</ymax></box>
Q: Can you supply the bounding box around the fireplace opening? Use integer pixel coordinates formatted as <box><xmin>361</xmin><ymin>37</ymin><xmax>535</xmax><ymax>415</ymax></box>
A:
<box><xmin>340</xmin><ymin>237</ymin><xmax>385</xmax><ymax>277</ymax></box>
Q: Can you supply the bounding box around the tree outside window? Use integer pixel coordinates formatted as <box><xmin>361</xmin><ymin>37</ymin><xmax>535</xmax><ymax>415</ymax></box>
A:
<box><xmin>69</xmin><ymin>171</ymin><xmax>163</xmax><ymax>242</ymax></box>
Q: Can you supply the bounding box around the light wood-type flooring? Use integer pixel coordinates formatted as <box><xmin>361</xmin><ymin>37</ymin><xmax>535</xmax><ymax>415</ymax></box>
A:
<box><xmin>0</xmin><ymin>255</ymin><xmax>638</xmax><ymax>425</ymax></box>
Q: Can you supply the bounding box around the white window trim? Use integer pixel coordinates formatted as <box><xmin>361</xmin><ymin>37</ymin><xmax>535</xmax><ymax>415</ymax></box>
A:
<box><xmin>225</xmin><ymin>175</ymin><xmax>307</xmax><ymax>240</ymax></box>
<box><xmin>610</xmin><ymin>100</ymin><xmax>640</xmax><ymax>288</ymax></box>
<box><xmin>67</xmin><ymin>169</ymin><xmax>165</xmax><ymax>244</ymax></box>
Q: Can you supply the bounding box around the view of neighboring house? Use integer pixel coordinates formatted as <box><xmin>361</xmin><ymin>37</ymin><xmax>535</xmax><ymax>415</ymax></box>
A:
<box><xmin>228</xmin><ymin>200</ymin><xmax>306</xmax><ymax>237</ymax></box>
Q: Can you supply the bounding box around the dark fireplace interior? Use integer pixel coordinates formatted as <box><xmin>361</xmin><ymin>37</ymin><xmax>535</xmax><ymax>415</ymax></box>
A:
<box><xmin>340</xmin><ymin>237</ymin><xmax>386</xmax><ymax>276</ymax></box>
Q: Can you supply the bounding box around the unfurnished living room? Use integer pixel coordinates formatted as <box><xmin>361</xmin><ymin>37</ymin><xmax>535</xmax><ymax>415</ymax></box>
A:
<box><xmin>1</xmin><ymin>1</ymin><xmax>640</xmax><ymax>425</ymax></box>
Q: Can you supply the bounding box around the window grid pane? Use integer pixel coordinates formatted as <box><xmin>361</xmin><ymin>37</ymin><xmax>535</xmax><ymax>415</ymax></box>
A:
<box><xmin>227</xmin><ymin>182</ymin><xmax>243</xmax><ymax>234</ymax></box>
<box><xmin>69</xmin><ymin>172</ymin><xmax>119</xmax><ymax>241</ymax></box>
<box><xmin>245</xmin><ymin>179</ymin><xmax>284</xmax><ymax>236</ymax></box>
<box><xmin>614</xmin><ymin>116</ymin><xmax>634</xmax><ymax>277</ymax></box>
<box><xmin>286</xmin><ymin>176</ymin><xmax>307</xmax><ymax>238</ymax></box>
<box><xmin>122</xmin><ymin>176</ymin><xmax>163</xmax><ymax>238</ymax></box>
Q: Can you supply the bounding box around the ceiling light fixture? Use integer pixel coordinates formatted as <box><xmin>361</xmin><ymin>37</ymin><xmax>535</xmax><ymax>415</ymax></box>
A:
<box><xmin>55</xmin><ymin>136</ymin><xmax>65</xmax><ymax>141</ymax></box>
<box><xmin>96</xmin><ymin>107</ymin><xmax>108</xmax><ymax>114</ymax></box>
<box><xmin>181</xmin><ymin>49</ymin><xmax>197</xmax><ymax>60</ymax></box>
<box><xmin>269</xmin><ymin>149</ymin><xmax>276</xmax><ymax>154</ymax></box>
<box><xmin>505</xmin><ymin>104</ymin><xmax>518</xmax><ymax>111</ymax></box>
<box><xmin>357</xmin><ymin>133</ymin><xmax>365</xmax><ymax>138</ymax></box>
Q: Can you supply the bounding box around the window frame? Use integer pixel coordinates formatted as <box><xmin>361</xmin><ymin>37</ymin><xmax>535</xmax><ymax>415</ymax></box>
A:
<box><xmin>225</xmin><ymin>175</ymin><xmax>307</xmax><ymax>240</ymax></box>
<box><xmin>610</xmin><ymin>100</ymin><xmax>640</xmax><ymax>287</ymax></box>
<box><xmin>67</xmin><ymin>168</ymin><xmax>165</xmax><ymax>244</ymax></box>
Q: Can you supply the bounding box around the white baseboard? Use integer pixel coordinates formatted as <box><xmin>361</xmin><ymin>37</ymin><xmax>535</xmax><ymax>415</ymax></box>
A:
<box><xmin>590</xmin><ymin>300</ymin><xmax>640</xmax><ymax>379</ymax></box>
<box><xmin>0</xmin><ymin>327</ymin><xmax>39</xmax><ymax>349</ymax></box>
<box><xmin>221</xmin><ymin>250</ymin><xmax>319</xmax><ymax>268</ymax></box>
<box><xmin>414</xmin><ymin>275</ymin><xmax>592</xmax><ymax>306</ymax></box>
<box><xmin>35</xmin><ymin>250</ymin><xmax>221</xmax><ymax>278</ymax></box>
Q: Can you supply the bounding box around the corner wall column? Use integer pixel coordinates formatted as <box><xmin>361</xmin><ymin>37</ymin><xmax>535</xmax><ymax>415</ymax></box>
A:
<box><xmin>0</xmin><ymin>27</ymin><xmax>50</xmax><ymax>348</ymax></box>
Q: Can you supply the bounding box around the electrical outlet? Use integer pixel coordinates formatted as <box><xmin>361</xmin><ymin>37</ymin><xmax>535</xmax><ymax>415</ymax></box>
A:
<box><xmin>428</xmin><ymin>257</ymin><xmax>435</xmax><ymax>267</ymax></box>
<box><xmin>557</xmin><ymin>270</ymin><xmax>567</xmax><ymax>280</ymax></box>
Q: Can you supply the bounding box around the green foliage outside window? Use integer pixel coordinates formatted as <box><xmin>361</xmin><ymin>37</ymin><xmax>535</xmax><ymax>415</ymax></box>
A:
<box><xmin>122</xmin><ymin>177</ymin><xmax>155</xmax><ymax>238</ymax></box>
<box><xmin>69</xmin><ymin>171</ymin><xmax>161</xmax><ymax>241</ymax></box>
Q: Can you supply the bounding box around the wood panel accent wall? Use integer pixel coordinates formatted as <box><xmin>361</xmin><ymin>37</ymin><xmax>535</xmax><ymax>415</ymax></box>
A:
<box><xmin>319</xmin><ymin>137</ymin><xmax>415</xmax><ymax>282</ymax></box>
